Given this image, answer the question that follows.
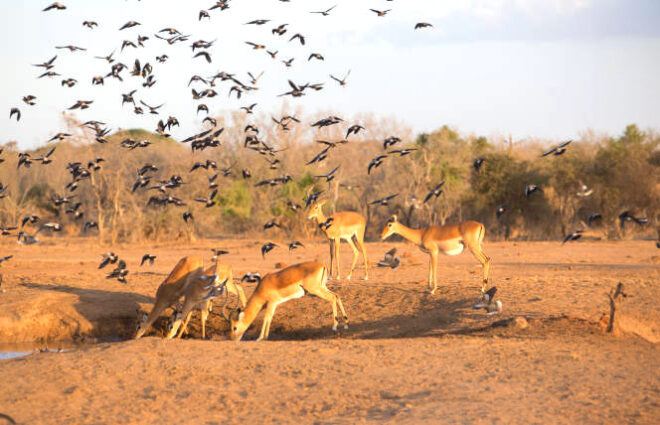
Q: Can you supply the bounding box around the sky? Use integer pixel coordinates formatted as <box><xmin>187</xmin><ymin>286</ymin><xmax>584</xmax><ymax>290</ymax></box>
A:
<box><xmin>1</xmin><ymin>0</ymin><xmax>659</xmax><ymax>149</ymax></box>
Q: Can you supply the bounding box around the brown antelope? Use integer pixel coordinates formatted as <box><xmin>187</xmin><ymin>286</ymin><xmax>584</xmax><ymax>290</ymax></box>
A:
<box><xmin>380</xmin><ymin>215</ymin><xmax>491</xmax><ymax>294</ymax></box>
<box><xmin>307</xmin><ymin>200</ymin><xmax>368</xmax><ymax>280</ymax></box>
<box><xmin>136</xmin><ymin>256</ymin><xmax>204</xmax><ymax>339</ymax></box>
<box><xmin>228</xmin><ymin>261</ymin><xmax>349</xmax><ymax>341</ymax></box>
<box><xmin>167</xmin><ymin>262</ymin><xmax>246</xmax><ymax>339</ymax></box>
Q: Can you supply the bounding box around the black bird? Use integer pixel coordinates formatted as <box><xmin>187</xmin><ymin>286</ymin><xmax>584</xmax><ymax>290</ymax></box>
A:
<box><xmin>473</xmin><ymin>158</ymin><xmax>486</xmax><ymax>172</ymax></box>
<box><xmin>245</xmin><ymin>19</ymin><xmax>270</xmax><ymax>25</ymax></box>
<box><xmin>82</xmin><ymin>21</ymin><xmax>98</xmax><ymax>29</ymax></box>
<box><xmin>119</xmin><ymin>20</ymin><xmax>140</xmax><ymax>31</ymax></box>
<box><xmin>211</xmin><ymin>249</ymin><xmax>229</xmax><ymax>261</ymax></box>
<box><xmin>388</xmin><ymin>148</ymin><xmax>417</xmax><ymax>156</ymax></box>
<box><xmin>308</xmin><ymin>53</ymin><xmax>324</xmax><ymax>61</ymax></box>
<box><xmin>288</xmin><ymin>241</ymin><xmax>305</xmax><ymax>251</ymax></box>
<box><xmin>370</xmin><ymin>194</ymin><xmax>398</xmax><ymax>207</ymax></box>
<box><xmin>542</xmin><ymin>140</ymin><xmax>572</xmax><ymax>157</ymax></box>
<box><xmin>199</xmin><ymin>10</ymin><xmax>210</xmax><ymax>20</ymax></box>
<box><xmin>33</xmin><ymin>55</ymin><xmax>57</xmax><ymax>70</ymax></box>
<box><xmin>241</xmin><ymin>272</ymin><xmax>262</xmax><ymax>283</ymax></box>
<box><xmin>183</xmin><ymin>212</ymin><xmax>194</xmax><ymax>223</ymax></box>
<box><xmin>194</xmin><ymin>189</ymin><xmax>218</xmax><ymax>208</ymax></box>
<box><xmin>272</xmin><ymin>24</ymin><xmax>288</xmax><ymax>35</ymax></box>
<box><xmin>346</xmin><ymin>124</ymin><xmax>365</xmax><ymax>138</ymax></box>
<box><xmin>473</xmin><ymin>286</ymin><xmax>502</xmax><ymax>315</ymax></box>
<box><xmin>83</xmin><ymin>221</ymin><xmax>98</xmax><ymax>232</ymax></box>
<box><xmin>311</xmin><ymin>5</ymin><xmax>336</xmax><ymax>16</ymax></box>
<box><xmin>241</xmin><ymin>103</ymin><xmax>257</xmax><ymax>114</ymax></box>
<box><xmin>587</xmin><ymin>213</ymin><xmax>602</xmax><ymax>227</ymax></box>
<box><xmin>525</xmin><ymin>184</ymin><xmax>541</xmax><ymax>198</ymax></box>
<box><xmin>562</xmin><ymin>229</ymin><xmax>583</xmax><ymax>244</ymax></box>
<box><xmin>122</xmin><ymin>90</ymin><xmax>136</xmax><ymax>106</ymax></box>
<box><xmin>289</xmin><ymin>33</ymin><xmax>305</xmax><ymax>45</ymax></box>
<box><xmin>415</xmin><ymin>22</ymin><xmax>433</xmax><ymax>29</ymax></box>
<box><xmin>194</xmin><ymin>51</ymin><xmax>212</xmax><ymax>63</ymax></box>
<box><xmin>9</xmin><ymin>108</ymin><xmax>20</xmax><ymax>121</ymax></box>
<box><xmin>43</xmin><ymin>2</ymin><xmax>66</xmax><ymax>11</ymax></box>
<box><xmin>68</xmin><ymin>100</ymin><xmax>93</xmax><ymax>110</ymax></box>
<box><xmin>496</xmin><ymin>204</ymin><xmax>508</xmax><ymax>219</ymax></box>
<box><xmin>618</xmin><ymin>211</ymin><xmax>648</xmax><ymax>228</ymax></box>
<box><xmin>21</xmin><ymin>214</ymin><xmax>40</xmax><ymax>227</ymax></box>
<box><xmin>98</xmin><ymin>252</ymin><xmax>118</xmax><ymax>269</ymax></box>
<box><xmin>22</xmin><ymin>95</ymin><xmax>37</xmax><ymax>105</ymax></box>
<box><xmin>0</xmin><ymin>226</ymin><xmax>17</xmax><ymax>236</ymax></box>
<box><xmin>370</xmin><ymin>9</ymin><xmax>391</xmax><ymax>17</ymax></box>
<box><xmin>315</xmin><ymin>166</ymin><xmax>339</xmax><ymax>182</ymax></box>
<box><xmin>261</xmin><ymin>242</ymin><xmax>278</xmax><ymax>258</ymax></box>
<box><xmin>367</xmin><ymin>155</ymin><xmax>387</xmax><ymax>174</ymax></box>
<box><xmin>383</xmin><ymin>136</ymin><xmax>401</xmax><ymax>149</ymax></box>
<box><xmin>424</xmin><ymin>182</ymin><xmax>445</xmax><ymax>203</ymax></box>
<box><xmin>319</xmin><ymin>217</ymin><xmax>334</xmax><ymax>231</ymax></box>
<box><xmin>330</xmin><ymin>70</ymin><xmax>350</xmax><ymax>86</ymax></box>
<box><xmin>140</xmin><ymin>254</ymin><xmax>156</xmax><ymax>266</ymax></box>
<box><xmin>377</xmin><ymin>248</ymin><xmax>400</xmax><ymax>269</ymax></box>
<box><xmin>33</xmin><ymin>147</ymin><xmax>56</xmax><ymax>164</ymax></box>
<box><xmin>106</xmin><ymin>260</ymin><xmax>128</xmax><ymax>284</ymax></box>
<box><xmin>61</xmin><ymin>78</ymin><xmax>77</xmax><ymax>87</ymax></box>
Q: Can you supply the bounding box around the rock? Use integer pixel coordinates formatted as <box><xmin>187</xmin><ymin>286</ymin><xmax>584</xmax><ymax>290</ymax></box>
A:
<box><xmin>513</xmin><ymin>316</ymin><xmax>529</xmax><ymax>329</ymax></box>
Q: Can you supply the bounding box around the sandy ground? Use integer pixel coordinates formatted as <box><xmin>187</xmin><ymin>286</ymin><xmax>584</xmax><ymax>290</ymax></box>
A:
<box><xmin>0</xmin><ymin>238</ymin><xmax>658</xmax><ymax>424</ymax></box>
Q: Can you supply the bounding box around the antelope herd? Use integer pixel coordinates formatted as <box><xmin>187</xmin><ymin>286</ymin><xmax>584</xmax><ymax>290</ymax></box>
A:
<box><xmin>136</xmin><ymin>203</ymin><xmax>493</xmax><ymax>341</ymax></box>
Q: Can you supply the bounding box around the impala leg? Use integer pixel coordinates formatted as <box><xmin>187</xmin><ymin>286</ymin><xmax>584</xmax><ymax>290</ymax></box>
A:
<box><xmin>353</xmin><ymin>234</ymin><xmax>369</xmax><ymax>280</ymax></box>
<box><xmin>345</xmin><ymin>238</ymin><xmax>360</xmax><ymax>281</ymax></box>
<box><xmin>427</xmin><ymin>254</ymin><xmax>433</xmax><ymax>291</ymax></box>
<box><xmin>174</xmin><ymin>310</ymin><xmax>193</xmax><ymax>339</ymax></box>
<box><xmin>469</xmin><ymin>245</ymin><xmax>491</xmax><ymax>292</ymax></box>
<box><xmin>307</xmin><ymin>286</ymin><xmax>346</xmax><ymax>331</ymax></box>
<box><xmin>200</xmin><ymin>300</ymin><xmax>211</xmax><ymax>339</ymax></box>
<box><xmin>328</xmin><ymin>240</ymin><xmax>335</xmax><ymax>278</ymax></box>
<box><xmin>333</xmin><ymin>238</ymin><xmax>341</xmax><ymax>279</ymax></box>
<box><xmin>430</xmin><ymin>250</ymin><xmax>439</xmax><ymax>295</ymax></box>
<box><xmin>257</xmin><ymin>303</ymin><xmax>278</xmax><ymax>341</ymax></box>
<box><xmin>136</xmin><ymin>300</ymin><xmax>169</xmax><ymax>339</ymax></box>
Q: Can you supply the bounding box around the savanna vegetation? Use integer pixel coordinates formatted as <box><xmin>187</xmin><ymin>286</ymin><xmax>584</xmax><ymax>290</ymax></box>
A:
<box><xmin>1</xmin><ymin>110</ymin><xmax>658</xmax><ymax>244</ymax></box>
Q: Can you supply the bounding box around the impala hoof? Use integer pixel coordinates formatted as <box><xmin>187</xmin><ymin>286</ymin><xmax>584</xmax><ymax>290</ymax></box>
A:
<box><xmin>343</xmin><ymin>324</ymin><xmax>348</xmax><ymax>330</ymax></box>
<box><xmin>332</xmin><ymin>324</ymin><xmax>338</xmax><ymax>332</ymax></box>
<box><xmin>363</xmin><ymin>277</ymin><xmax>369</xmax><ymax>281</ymax></box>
<box><xmin>346</xmin><ymin>275</ymin><xmax>352</xmax><ymax>281</ymax></box>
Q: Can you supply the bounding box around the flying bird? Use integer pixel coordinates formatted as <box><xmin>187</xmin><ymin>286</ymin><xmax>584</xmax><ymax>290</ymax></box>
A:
<box><xmin>261</xmin><ymin>242</ymin><xmax>278</xmax><ymax>258</ymax></box>
<box><xmin>424</xmin><ymin>182</ymin><xmax>445</xmax><ymax>203</ymax></box>
<box><xmin>43</xmin><ymin>2</ymin><xmax>66</xmax><ymax>12</ymax></box>
<box><xmin>415</xmin><ymin>22</ymin><xmax>433</xmax><ymax>29</ymax></box>
<box><xmin>140</xmin><ymin>254</ymin><xmax>156</xmax><ymax>266</ymax></box>
<box><xmin>542</xmin><ymin>140</ymin><xmax>572</xmax><ymax>157</ymax></box>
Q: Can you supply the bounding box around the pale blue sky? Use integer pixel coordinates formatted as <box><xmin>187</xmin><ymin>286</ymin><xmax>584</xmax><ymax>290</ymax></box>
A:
<box><xmin>1</xmin><ymin>0</ymin><xmax>659</xmax><ymax>149</ymax></box>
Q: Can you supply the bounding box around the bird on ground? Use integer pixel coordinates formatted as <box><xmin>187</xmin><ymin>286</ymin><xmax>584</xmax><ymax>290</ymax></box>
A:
<box><xmin>245</xmin><ymin>19</ymin><xmax>270</xmax><ymax>25</ymax></box>
<box><xmin>288</xmin><ymin>241</ymin><xmax>305</xmax><ymax>251</ymax></box>
<box><xmin>473</xmin><ymin>287</ymin><xmax>502</xmax><ymax>315</ymax></box>
<box><xmin>241</xmin><ymin>272</ymin><xmax>262</xmax><ymax>283</ymax></box>
<box><xmin>261</xmin><ymin>242</ymin><xmax>278</xmax><ymax>258</ymax></box>
<box><xmin>56</xmin><ymin>45</ymin><xmax>86</xmax><ymax>52</ymax></box>
<box><xmin>424</xmin><ymin>182</ymin><xmax>445</xmax><ymax>203</ymax></box>
<box><xmin>140</xmin><ymin>254</ymin><xmax>156</xmax><ymax>266</ymax></box>
<box><xmin>377</xmin><ymin>248</ymin><xmax>400</xmax><ymax>269</ymax></box>
<box><xmin>106</xmin><ymin>260</ymin><xmax>128</xmax><ymax>283</ymax></box>
<box><xmin>319</xmin><ymin>217</ymin><xmax>334</xmax><ymax>231</ymax></box>
<box><xmin>542</xmin><ymin>140</ymin><xmax>572</xmax><ymax>157</ymax></box>
<box><xmin>562</xmin><ymin>229</ymin><xmax>583</xmax><ymax>244</ymax></box>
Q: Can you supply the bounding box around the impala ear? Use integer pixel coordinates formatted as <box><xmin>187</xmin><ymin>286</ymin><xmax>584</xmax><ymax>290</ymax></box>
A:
<box><xmin>318</xmin><ymin>200</ymin><xmax>326</xmax><ymax>207</ymax></box>
<box><xmin>238</xmin><ymin>311</ymin><xmax>245</xmax><ymax>321</ymax></box>
<box><xmin>388</xmin><ymin>215</ymin><xmax>398</xmax><ymax>223</ymax></box>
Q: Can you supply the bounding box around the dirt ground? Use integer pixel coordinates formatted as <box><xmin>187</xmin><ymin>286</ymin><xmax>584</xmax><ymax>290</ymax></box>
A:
<box><xmin>0</xmin><ymin>238</ymin><xmax>658</xmax><ymax>424</ymax></box>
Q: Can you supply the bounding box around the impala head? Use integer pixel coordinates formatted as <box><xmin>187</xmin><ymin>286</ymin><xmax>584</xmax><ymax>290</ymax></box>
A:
<box><xmin>381</xmin><ymin>215</ymin><xmax>399</xmax><ymax>240</ymax></box>
<box><xmin>229</xmin><ymin>308</ymin><xmax>248</xmax><ymax>341</ymax></box>
<box><xmin>306</xmin><ymin>200</ymin><xmax>326</xmax><ymax>221</ymax></box>
<box><xmin>135</xmin><ymin>309</ymin><xmax>149</xmax><ymax>339</ymax></box>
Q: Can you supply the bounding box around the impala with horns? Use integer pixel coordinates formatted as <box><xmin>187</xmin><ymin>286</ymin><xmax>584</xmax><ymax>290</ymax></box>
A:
<box><xmin>307</xmin><ymin>200</ymin><xmax>368</xmax><ymax>280</ymax></box>
<box><xmin>167</xmin><ymin>261</ymin><xmax>247</xmax><ymax>339</ymax></box>
<box><xmin>229</xmin><ymin>262</ymin><xmax>348</xmax><ymax>341</ymax></box>
<box><xmin>380</xmin><ymin>215</ymin><xmax>491</xmax><ymax>294</ymax></box>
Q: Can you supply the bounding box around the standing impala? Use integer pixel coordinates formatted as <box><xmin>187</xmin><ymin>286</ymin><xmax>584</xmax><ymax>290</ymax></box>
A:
<box><xmin>380</xmin><ymin>215</ymin><xmax>491</xmax><ymax>294</ymax></box>
<box><xmin>229</xmin><ymin>261</ymin><xmax>349</xmax><ymax>341</ymax></box>
<box><xmin>307</xmin><ymin>200</ymin><xmax>368</xmax><ymax>280</ymax></box>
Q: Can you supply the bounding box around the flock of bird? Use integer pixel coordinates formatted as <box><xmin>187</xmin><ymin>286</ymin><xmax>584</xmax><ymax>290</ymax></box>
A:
<box><xmin>1</xmin><ymin>2</ymin><xmax>656</xmax><ymax>285</ymax></box>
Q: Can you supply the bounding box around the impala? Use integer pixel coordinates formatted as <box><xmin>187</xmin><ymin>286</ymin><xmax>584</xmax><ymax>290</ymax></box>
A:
<box><xmin>380</xmin><ymin>215</ymin><xmax>491</xmax><ymax>294</ymax></box>
<box><xmin>135</xmin><ymin>256</ymin><xmax>203</xmax><ymax>339</ymax></box>
<box><xmin>167</xmin><ymin>262</ymin><xmax>247</xmax><ymax>339</ymax></box>
<box><xmin>228</xmin><ymin>261</ymin><xmax>348</xmax><ymax>341</ymax></box>
<box><xmin>307</xmin><ymin>200</ymin><xmax>368</xmax><ymax>280</ymax></box>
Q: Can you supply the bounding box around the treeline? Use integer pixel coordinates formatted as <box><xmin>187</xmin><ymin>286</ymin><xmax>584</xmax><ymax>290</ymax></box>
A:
<box><xmin>1</xmin><ymin>111</ymin><xmax>658</xmax><ymax>244</ymax></box>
